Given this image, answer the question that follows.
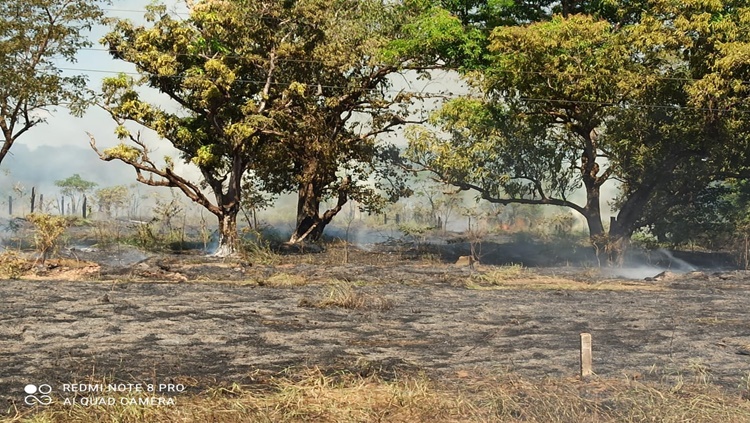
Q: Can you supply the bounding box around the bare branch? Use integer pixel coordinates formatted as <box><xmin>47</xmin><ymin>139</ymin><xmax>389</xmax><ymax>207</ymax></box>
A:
<box><xmin>87</xmin><ymin>131</ymin><xmax>221</xmax><ymax>216</ymax></box>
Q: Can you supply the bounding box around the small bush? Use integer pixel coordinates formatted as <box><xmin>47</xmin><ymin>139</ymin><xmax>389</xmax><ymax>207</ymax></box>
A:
<box><xmin>92</xmin><ymin>220</ymin><xmax>126</xmax><ymax>247</ymax></box>
<box><xmin>240</xmin><ymin>235</ymin><xmax>281</xmax><ymax>265</ymax></box>
<box><xmin>26</xmin><ymin>213</ymin><xmax>69</xmax><ymax>263</ymax></box>
<box><xmin>475</xmin><ymin>264</ymin><xmax>526</xmax><ymax>282</ymax></box>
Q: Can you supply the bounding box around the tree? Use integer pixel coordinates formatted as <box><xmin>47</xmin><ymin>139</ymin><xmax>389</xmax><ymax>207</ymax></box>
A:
<box><xmin>90</xmin><ymin>0</ymin><xmax>417</xmax><ymax>255</ymax></box>
<box><xmin>245</xmin><ymin>0</ymin><xmax>423</xmax><ymax>244</ymax></box>
<box><xmin>94</xmin><ymin>185</ymin><xmax>130</xmax><ymax>217</ymax></box>
<box><xmin>601</xmin><ymin>0</ymin><xmax>750</xmax><ymax>257</ymax></box>
<box><xmin>55</xmin><ymin>173</ymin><xmax>96</xmax><ymax>215</ymax></box>
<box><xmin>239</xmin><ymin>174</ymin><xmax>273</xmax><ymax>230</ymax></box>
<box><xmin>407</xmin><ymin>15</ymin><xmax>638</xmax><ymax>253</ymax></box>
<box><xmin>89</xmin><ymin>0</ymin><xmax>319</xmax><ymax>256</ymax></box>
<box><xmin>413</xmin><ymin>180</ymin><xmax>462</xmax><ymax>231</ymax></box>
<box><xmin>0</xmin><ymin>0</ymin><xmax>107</xmax><ymax>167</ymax></box>
<box><xmin>407</xmin><ymin>2</ymin><xmax>750</xmax><ymax>263</ymax></box>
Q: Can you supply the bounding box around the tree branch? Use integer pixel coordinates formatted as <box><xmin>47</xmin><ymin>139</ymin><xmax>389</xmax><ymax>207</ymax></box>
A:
<box><xmin>87</xmin><ymin>131</ymin><xmax>221</xmax><ymax>216</ymax></box>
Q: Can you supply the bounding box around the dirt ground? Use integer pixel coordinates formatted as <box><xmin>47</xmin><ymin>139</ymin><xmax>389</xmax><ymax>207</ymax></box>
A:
<box><xmin>2</xmin><ymin>240</ymin><xmax>750</xmax><ymax>416</ymax></box>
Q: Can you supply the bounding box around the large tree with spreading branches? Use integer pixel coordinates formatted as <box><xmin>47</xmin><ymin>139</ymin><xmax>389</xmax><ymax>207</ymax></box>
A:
<box><xmin>90</xmin><ymin>0</ymin><xmax>421</xmax><ymax>255</ymax></box>
<box><xmin>405</xmin><ymin>0</ymin><xmax>750</xmax><ymax>263</ymax></box>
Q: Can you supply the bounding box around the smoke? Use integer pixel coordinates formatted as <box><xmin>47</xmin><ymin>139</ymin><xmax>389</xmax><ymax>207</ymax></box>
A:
<box><xmin>652</xmin><ymin>248</ymin><xmax>697</xmax><ymax>272</ymax></box>
<box><xmin>606</xmin><ymin>248</ymin><xmax>699</xmax><ymax>280</ymax></box>
<box><xmin>323</xmin><ymin>224</ymin><xmax>405</xmax><ymax>250</ymax></box>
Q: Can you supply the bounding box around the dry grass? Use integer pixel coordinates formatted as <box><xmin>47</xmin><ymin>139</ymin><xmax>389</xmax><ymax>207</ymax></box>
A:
<box><xmin>241</xmin><ymin>240</ymin><xmax>282</xmax><ymax>266</ymax></box>
<box><xmin>298</xmin><ymin>281</ymin><xmax>393</xmax><ymax>311</ymax></box>
<box><xmin>468</xmin><ymin>265</ymin><xmax>665</xmax><ymax>291</ymax></box>
<box><xmin>0</xmin><ymin>249</ymin><xmax>30</xmax><ymax>279</ymax></box>
<box><xmin>8</xmin><ymin>368</ymin><xmax>750</xmax><ymax>423</ymax></box>
<box><xmin>259</xmin><ymin>272</ymin><xmax>308</xmax><ymax>287</ymax></box>
<box><xmin>694</xmin><ymin>316</ymin><xmax>747</xmax><ymax>326</ymax></box>
<box><xmin>0</xmin><ymin>253</ymin><xmax>100</xmax><ymax>281</ymax></box>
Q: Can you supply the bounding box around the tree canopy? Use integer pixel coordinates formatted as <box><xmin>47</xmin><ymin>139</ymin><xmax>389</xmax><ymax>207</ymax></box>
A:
<box><xmin>0</xmin><ymin>0</ymin><xmax>107</xmax><ymax>166</ymax></box>
<box><xmin>405</xmin><ymin>0</ymin><xmax>750</xmax><ymax>261</ymax></box>
<box><xmin>5</xmin><ymin>0</ymin><xmax>750</xmax><ymax>265</ymax></box>
<box><xmin>90</xmin><ymin>0</ymin><xmax>420</xmax><ymax>254</ymax></box>
<box><xmin>55</xmin><ymin>173</ymin><xmax>97</xmax><ymax>215</ymax></box>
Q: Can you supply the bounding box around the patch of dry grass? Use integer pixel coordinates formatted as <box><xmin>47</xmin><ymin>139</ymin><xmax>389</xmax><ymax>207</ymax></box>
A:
<box><xmin>240</xmin><ymin>239</ymin><xmax>282</xmax><ymax>266</ymax></box>
<box><xmin>298</xmin><ymin>281</ymin><xmax>393</xmax><ymax>311</ymax></box>
<box><xmin>8</xmin><ymin>368</ymin><xmax>750</xmax><ymax>423</ymax></box>
<box><xmin>0</xmin><ymin>249</ymin><xmax>30</xmax><ymax>279</ymax></box>
<box><xmin>259</xmin><ymin>272</ymin><xmax>308</xmax><ymax>287</ymax></box>
<box><xmin>694</xmin><ymin>316</ymin><xmax>747</xmax><ymax>326</ymax></box>
<box><xmin>0</xmin><ymin>252</ymin><xmax>101</xmax><ymax>281</ymax></box>
<box><xmin>468</xmin><ymin>265</ymin><xmax>664</xmax><ymax>291</ymax></box>
<box><xmin>471</xmin><ymin>372</ymin><xmax>750</xmax><ymax>423</ymax></box>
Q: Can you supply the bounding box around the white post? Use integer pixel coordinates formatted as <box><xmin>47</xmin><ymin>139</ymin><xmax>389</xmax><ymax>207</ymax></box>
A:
<box><xmin>580</xmin><ymin>333</ymin><xmax>593</xmax><ymax>377</ymax></box>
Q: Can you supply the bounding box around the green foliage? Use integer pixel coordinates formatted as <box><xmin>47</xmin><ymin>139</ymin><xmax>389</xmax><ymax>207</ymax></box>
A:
<box><xmin>94</xmin><ymin>185</ymin><xmax>130</xmax><ymax>217</ymax></box>
<box><xmin>26</xmin><ymin>213</ymin><xmax>69</xmax><ymax>263</ymax></box>
<box><xmin>646</xmin><ymin>180</ymin><xmax>750</xmax><ymax>251</ymax></box>
<box><xmin>55</xmin><ymin>174</ymin><xmax>97</xmax><ymax>197</ymax></box>
<box><xmin>55</xmin><ymin>174</ymin><xmax>97</xmax><ymax>215</ymax></box>
<box><xmin>128</xmin><ymin>192</ymin><xmax>188</xmax><ymax>251</ymax></box>
<box><xmin>407</xmin><ymin>14</ymin><xmax>630</xmax><ymax>208</ymax></box>
<box><xmin>630</xmin><ymin>229</ymin><xmax>662</xmax><ymax>251</ymax></box>
<box><xmin>384</xmin><ymin>5</ymin><xmax>484</xmax><ymax>68</ymax></box>
<box><xmin>398</xmin><ymin>222</ymin><xmax>433</xmax><ymax>243</ymax></box>
<box><xmin>103</xmin><ymin>144</ymin><xmax>141</xmax><ymax>162</ymax></box>
<box><xmin>96</xmin><ymin>0</ymin><xmax>418</xmax><ymax>251</ymax></box>
<box><xmin>0</xmin><ymin>0</ymin><xmax>108</xmax><ymax>165</ymax></box>
<box><xmin>406</xmin><ymin>1</ymin><xmax>750</xmax><ymax>257</ymax></box>
<box><xmin>240</xmin><ymin>175</ymin><xmax>274</xmax><ymax>229</ymax></box>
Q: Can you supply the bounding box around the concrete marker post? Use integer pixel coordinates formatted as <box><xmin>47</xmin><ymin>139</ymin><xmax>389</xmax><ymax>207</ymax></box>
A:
<box><xmin>580</xmin><ymin>333</ymin><xmax>593</xmax><ymax>377</ymax></box>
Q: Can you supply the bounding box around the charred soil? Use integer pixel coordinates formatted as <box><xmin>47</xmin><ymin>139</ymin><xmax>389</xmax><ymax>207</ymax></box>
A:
<box><xmin>2</xmin><ymin>239</ymin><xmax>750</xmax><ymax>417</ymax></box>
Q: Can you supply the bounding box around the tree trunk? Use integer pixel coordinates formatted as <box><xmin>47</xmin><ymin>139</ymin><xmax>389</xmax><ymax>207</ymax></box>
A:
<box><xmin>604</xmin><ymin>179</ymin><xmax>664</xmax><ymax>266</ymax></box>
<box><xmin>577</xmin><ymin>130</ymin><xmax>611</xmax><ymax>264</ymax></box>
<box><xmin>213</xmin><ymin>211</ymin><xmax>239</xmax><ymax>257</ymax></box>
<box><xmin>290</xmin><ymin>183</ymin><xmax>326</xmax><ymax>244</ymax></box>
<box><xmin>606</xmin><ymin>216</ymin><xmax>631</xmax><ymax>266</ymax></box>
<box><xmin>561</xmin><ymin>0</ymin><xmax>571</xmax><ymax>17</ymax></box>
<box><xmin>581</xmin><ymin>183</ymin><xmax>608</xmax><ymax>263</ymax></box>
<box><xmin>289</xmin><ymin>177</ymin><xmax>350</xmax><ymax>244</ymax></box>
<box><xmin>583</xmin><ymin>180</ymin><xmax>605</xmax><ymax>236</ymax></box>
<box><xmin>291</xmin><ymin>213</ymin><xmax>326</xmax><ymax>244</ymax></box>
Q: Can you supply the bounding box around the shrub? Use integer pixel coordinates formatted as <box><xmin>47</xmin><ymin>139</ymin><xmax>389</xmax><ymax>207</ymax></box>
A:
<box><xmin>26</xmin><ymin>213</ymin><xmax>69</xmax><ymax>263</ymax></box>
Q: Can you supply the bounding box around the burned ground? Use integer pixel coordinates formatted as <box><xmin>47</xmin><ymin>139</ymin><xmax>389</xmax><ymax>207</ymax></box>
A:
<box><xmin>1</xmin><ymin>239</ymin><xmax>750</xmax><ymax>417</ymax></box>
